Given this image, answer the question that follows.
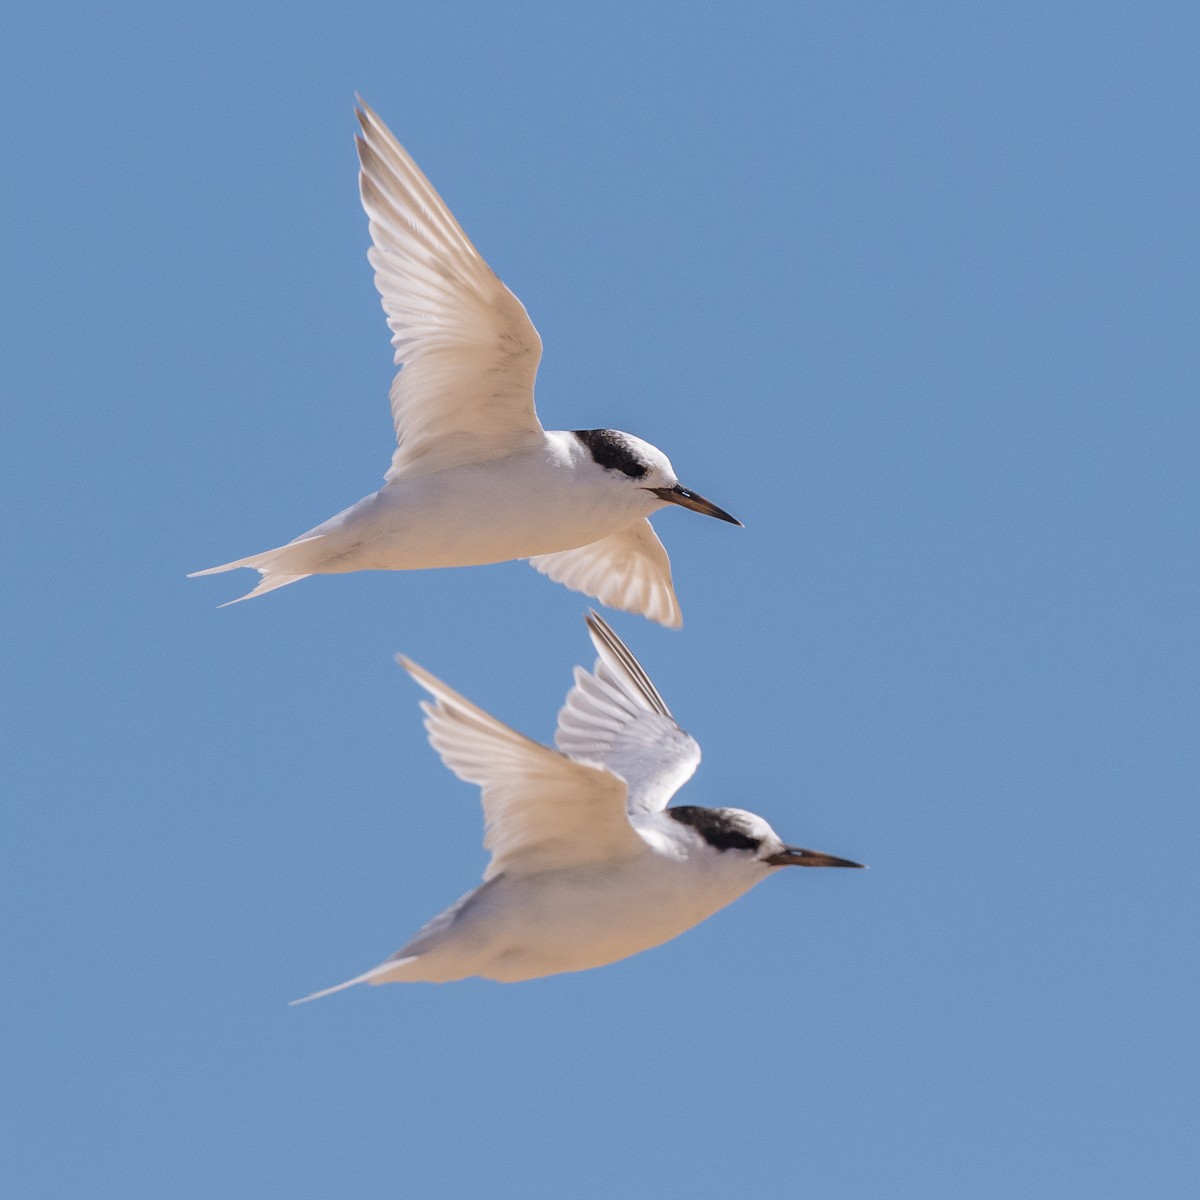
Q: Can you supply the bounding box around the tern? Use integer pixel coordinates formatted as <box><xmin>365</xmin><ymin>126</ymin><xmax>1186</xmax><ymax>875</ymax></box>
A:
<box><xmin>293</xmin><ymin>613</ymin><xmax>862</xmax><ymax>1000</ymax></box>
<box><xmin>191</xmin><ymin>102</ymin><xmax>740</xmax><ymax>627</ymax></box>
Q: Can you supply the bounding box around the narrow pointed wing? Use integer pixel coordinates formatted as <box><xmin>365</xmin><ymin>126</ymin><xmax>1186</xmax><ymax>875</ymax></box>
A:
<box><xmin>527</xmin><ymin>520</ymin><xmax>683</xmax><ymax>629</ymax></box>
<box><xmin>554</xmin><ymin>613</ymin><xmax>700</xmax><ymax>814</ymax></box>
<box><xmin>357</xmin><ymin>102</ymin><xmax>546</xmax><ymax>479</ymax></box>
<box><xmin>399</xmin><ymin>656</ymin><xmax>647</xmax><ymax>879</ymax></box>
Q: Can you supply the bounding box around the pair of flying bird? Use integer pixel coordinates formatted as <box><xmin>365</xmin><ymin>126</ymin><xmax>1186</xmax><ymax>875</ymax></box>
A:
<box><xmin>193</xmin><ymin>102</ymin><xmax>862</xmax><ymax>999</ymax></box>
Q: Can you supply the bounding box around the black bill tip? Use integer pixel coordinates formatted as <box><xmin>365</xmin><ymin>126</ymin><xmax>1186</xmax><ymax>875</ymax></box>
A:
<box><xmin>649</xmin><ymin>484</ymin><xmax>743</xmax><ymax>526</ymax></box>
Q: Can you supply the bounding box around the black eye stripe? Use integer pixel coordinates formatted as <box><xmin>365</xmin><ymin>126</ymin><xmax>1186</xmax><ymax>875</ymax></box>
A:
<box><xmin>572</xmin><ymin>429</ymin><xmax>649</xmax><ymax>479</ymax></box>
<box><xmin>667</xmin><ymin>807</ymin><xmax>762</xmax><ymax>853</ymax></box>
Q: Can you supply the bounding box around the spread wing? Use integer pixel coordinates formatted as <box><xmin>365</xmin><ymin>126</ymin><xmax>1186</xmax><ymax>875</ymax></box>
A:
<box><xmin>357</xmin><ymin>101</ymin><xmax>546</xmax><ymax>480</ymax></box>
<box><xmin>527</xmin><ymin>520</ymin><xmax>683</xmax><ymax>629</ymax></box>
<box><xmin>554</xmin><ymin>613</ymin><xmax>700</xmax><ymax>814</ymax></box>
<box><xmin>399</xmin><ymin>655</ymin><xmax>647</xmax><ymax>879</ymax></box>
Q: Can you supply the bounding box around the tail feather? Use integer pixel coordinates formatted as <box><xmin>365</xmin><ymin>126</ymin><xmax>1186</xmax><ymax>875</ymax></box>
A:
<box><xmin>216</xmin><ymin>573</ymin><xmax>312</xmax><ymax>607</ymax></box>
<box><xmin>189</xmin><ymin>534</ymin><xmax>325</xmax><ymax>604</ymax></box>
<box><xmin>289</xmin><ymin>956</ymin><xmax>420</xmax><ymax>1005</ymax></box>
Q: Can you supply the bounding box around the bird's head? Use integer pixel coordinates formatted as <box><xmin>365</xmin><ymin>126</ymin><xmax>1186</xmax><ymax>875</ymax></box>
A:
<box><xmin>667</xmin><ymin>806</ymin><xmax>864</xmax><ymax>869</ymax></box>
<box><xmin>571</xmin><ymin>429</ymin><xmax>742</xmax><ymax>525</ymax></box>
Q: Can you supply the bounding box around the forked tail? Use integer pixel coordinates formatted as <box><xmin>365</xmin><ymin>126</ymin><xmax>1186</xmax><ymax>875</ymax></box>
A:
<box><xmin>188</xmin><ymin>534</ymin><xmax>325</xmax><ymax>605</ymax></box>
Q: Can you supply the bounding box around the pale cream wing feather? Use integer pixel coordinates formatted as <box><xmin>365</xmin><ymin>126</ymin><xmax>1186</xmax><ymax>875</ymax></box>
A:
<box><xmin>528</xmin><ymin>520</ymin><xmax>682</xmax><ymax>629</ymax></box>
<box><xmin>357</xmin><ymin>102</ymin><xmax>545</xmax><ymax>479</ymax></box>
<box><xmin>399</xmin><ymin>655</ymin><xmax>647</xmax><ymax>879</ymax></box>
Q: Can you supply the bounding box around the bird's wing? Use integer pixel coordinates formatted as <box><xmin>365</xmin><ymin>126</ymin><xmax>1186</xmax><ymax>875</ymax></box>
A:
<box><xmin>554</xmin><ymin>612</ymin><xmax>700</xmax><ymax>814</ymax></box>
<box><xmin>399</xmin><ymin>655</ymin><xmax>647</xmax><ymax>879</ymax></box>
<box><xmin>527</xmin><ymin>520</ymin><xmax>682</xmax><ymax>629</ymax></box>
<box><xmin>357</xmin><ymin>101</ymin><xmax>546</xmax><ymax>480</ymax></box>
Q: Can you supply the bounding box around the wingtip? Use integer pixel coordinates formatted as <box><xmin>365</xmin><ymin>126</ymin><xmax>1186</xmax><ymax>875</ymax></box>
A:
<box><xmin>584</xmin><ymin>605</ymin><xmax>681</xmax><ymax>633</ymax></box>
<box><xmin>355</xmin><ymin>97</ymin><xmax>393</xmax><ymax>144</ymax></box>
<box><xmin>581</xmin><ymin>609</ymin><xmax>674</xmax><ymax>719</ymax></box>
<box><xmin>584</xmin><ymin>610</ymin><xmax>617</xmax><ymax>653</ymax></box>
<box><xmin>354</xmin><ymin>103</ymin><xmax>376</xmax><ymax>143</ymax></box>
<box><xmin>396</xmin><ymin>653</ymin><xmax>446</xmax><ymax>702</ymax></box>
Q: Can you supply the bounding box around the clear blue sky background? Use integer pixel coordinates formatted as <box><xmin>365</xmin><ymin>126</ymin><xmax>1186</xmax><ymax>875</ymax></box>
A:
<box><xmin>4</xmin><ymin>2</ymin><xmax>1196</xmax><ymax>1196</ymax></box>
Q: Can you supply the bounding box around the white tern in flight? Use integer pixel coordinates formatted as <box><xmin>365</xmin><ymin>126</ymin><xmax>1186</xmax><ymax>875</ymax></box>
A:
<box><xmin>191</xmin><ymin>102</ymin><xmax>740</xmax><ymax>627</ymax></box>
<box><xmin>293</xmin><ymin>612</ymin><xmax>861</xmax><ymax>1000</ymax></box>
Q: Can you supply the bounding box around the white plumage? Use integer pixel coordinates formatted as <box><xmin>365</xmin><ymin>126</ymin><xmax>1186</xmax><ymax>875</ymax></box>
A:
<box><xmin>293</xmin><ymin>613</ymin><xmax>862</xmax><ymax>1001</ymax></box>
<box><xmin>191</xmin><ymin>102</ymin><xmax>739</xmax><ymax>626</ymax></box>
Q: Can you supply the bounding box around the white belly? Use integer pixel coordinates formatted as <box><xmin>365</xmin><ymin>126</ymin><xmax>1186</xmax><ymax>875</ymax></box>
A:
<box><xmin>397</xmin><ymin>856</ymin><xmax>764</xmax><ymax>983</ymax></box>
<box><xmin>303</xmin><ymin>448</ymin><xmax>657</xmax><ymax>572</ymax></box>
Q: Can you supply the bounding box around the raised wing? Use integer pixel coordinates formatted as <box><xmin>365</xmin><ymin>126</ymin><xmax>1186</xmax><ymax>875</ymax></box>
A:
<box><xmin>527</xmin><ymin>520</ymin><xmax>682</xmax><ymax>629</ymax></box>
<box><xmin>554</xmin><ymin>613</ymin><xmax>700</xmax><ymax>814</ymax></box>
<box><xmin>399</xmin><ymin>655</ymin><xmax>647</xmax><ymax>879</ymax></box>
<box><xmin>357</xmin><ymin>101</ymin><xmax>546</xmax><ymax>479</ymax></box>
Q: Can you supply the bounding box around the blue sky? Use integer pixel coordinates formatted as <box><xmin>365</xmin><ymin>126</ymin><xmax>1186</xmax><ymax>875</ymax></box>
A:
<box><xmin>4</xmin><ymin>1</ymin><xmax>1197</xmax><ymax>1196</ymax></box>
